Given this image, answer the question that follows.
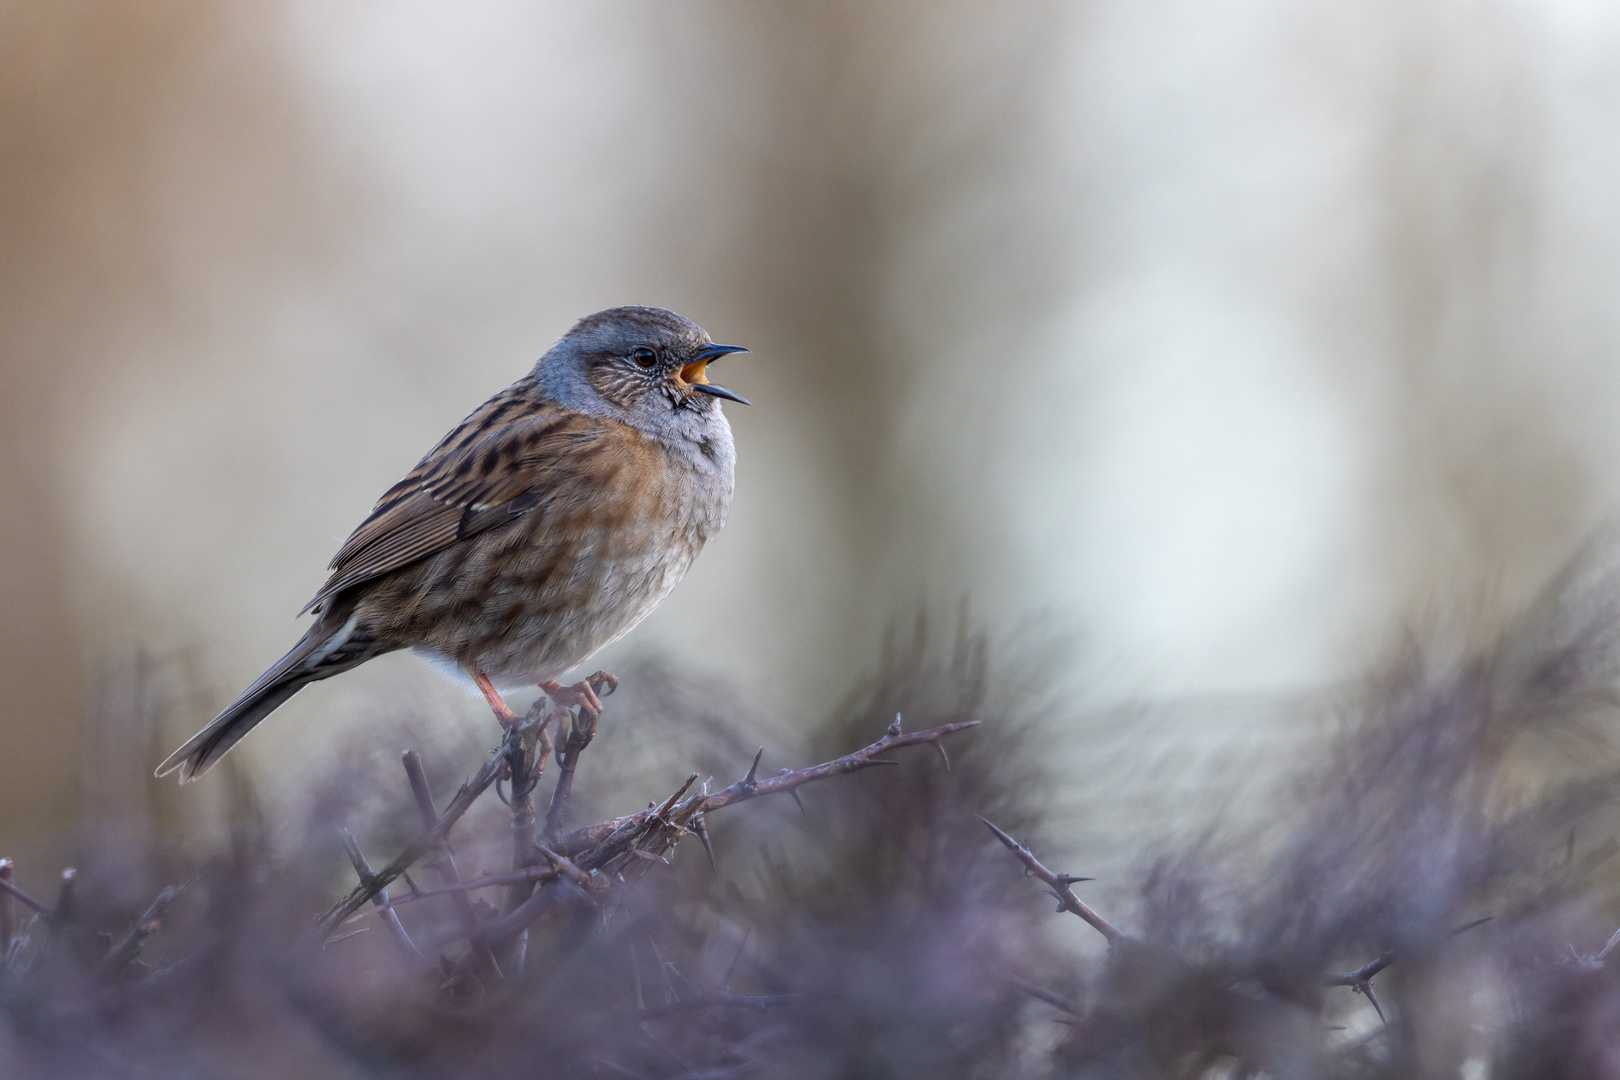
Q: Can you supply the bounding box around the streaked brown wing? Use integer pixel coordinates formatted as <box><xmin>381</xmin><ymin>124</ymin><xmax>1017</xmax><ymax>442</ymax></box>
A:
<box><xmin>303</xmin><ymin>378</ymin><xmax>601</xmax><ymax>613</ymax></box>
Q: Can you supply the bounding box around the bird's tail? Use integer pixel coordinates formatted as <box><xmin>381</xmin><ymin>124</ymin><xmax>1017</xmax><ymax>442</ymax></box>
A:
<box><xmin>155</xmin><ymin>614</ymin><xmax>380</xmax><ymax>783</ymax></box>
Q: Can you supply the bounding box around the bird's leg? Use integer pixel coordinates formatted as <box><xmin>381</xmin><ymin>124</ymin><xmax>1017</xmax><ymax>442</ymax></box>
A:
<box><xmin>468</xmin><ymin>668</ymin><xmax>521</xmax><ymax>728</ymax></box>
<box><xmin>539</xmin><ymin>671</ymin><xmax>618</xmax><ymax>719</ymax></box>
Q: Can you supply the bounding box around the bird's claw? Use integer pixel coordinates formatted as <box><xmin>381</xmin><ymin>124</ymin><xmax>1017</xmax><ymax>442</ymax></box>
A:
<box><xmin>541</xmin><ymin>671</ymin><xmax>617</xmax><ymax>719</ymax></box>
<box><xmin>585</xmin><ymin>671</ymin><xmax>619</xmax><ymax>699</ymax></box>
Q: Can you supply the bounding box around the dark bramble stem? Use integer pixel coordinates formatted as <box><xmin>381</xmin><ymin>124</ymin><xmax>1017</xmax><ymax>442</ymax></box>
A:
<box><xmin>502</xmin><ymin>706</ymin><xmax>554</xmax><ymax>921</ymax></box>
<box><xmin>1323</xmin><ymin>916</ymin><xmax>1492</xmax><ymax>1027</ymax></box>
<box><xmin>483</xmin><ymin>874</ymin><xmax>589</xmax><ymax>948</ymax></box>
<box><xmin>100</xmin><ymin>885</ymin><xmax>183</xmax><ymax>977</ymax></box>
<box><xmin>0</xmin><ymin>860</ymin><xmax>13</xmax><ymax>954</ymax></box>
<box><xmin>544</xmin><ymin>703</ymin><xmax>599</xmax><ymax>841</ymax></box>
<box><xmin>317</xmin><ymin>722</ymin><xmax>524</xmax><ymax>934</ymax></box>
<box><xmin>342</xmin><ymin>863</ymin><xmax>569</xmax><ymax>923</ymax></box>
<box><xmin>979</xmin><ymin>817</ymin><xmax>1124</xmax><ymax>944</ymax></box>
<box><xmin>322</xmin><ymin>717</ymin><xmax>979</xmax><ymax>947</ymax></box>
<box><xmin>402</xmin><ymin>750</ymin><xmax>502</xmax><ymax>982</ymax></box>
<box><xmin>339</xmin><ymin>827</ymin><xmax>427</xmax><ymax>965</ymax></box>
<box><xmin>0</xmin><ymin>866</ymin><xmax>46</xmax><ymax>920</ymax></box>
<box><xmin>542</xmin><ymin>722</ymin><xmax>979</xmax><ymax>885</ymax></box>
<box><xmin>1009</xmin><ymin>974</ymin><xmax>1078</xmax><ymax>1016</ymax></box>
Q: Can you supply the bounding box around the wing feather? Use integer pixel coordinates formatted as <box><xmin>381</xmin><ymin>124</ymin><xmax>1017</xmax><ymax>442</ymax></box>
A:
<box><xmin>303</xmin><ymin>379</ymin><xmax>600</xmax><ymax>613</ymax></box>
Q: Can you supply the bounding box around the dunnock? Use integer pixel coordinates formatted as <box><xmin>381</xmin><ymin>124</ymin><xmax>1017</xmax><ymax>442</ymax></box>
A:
<box><xmin>157</xmin><ymin>306</ymin><xmax>750</xmax><ymax>781</ymax></box>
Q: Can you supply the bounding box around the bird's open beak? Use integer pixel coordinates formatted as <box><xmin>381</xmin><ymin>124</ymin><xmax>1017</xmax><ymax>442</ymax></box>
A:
<box><xmin>677</xmin><ymin>341</ymin><xmax>751</xmax><ymax>404</ymax></box>
<box><xmin>679</xmin><ymin>343</ymin><xmax>751</xmax><ymax>405</ymax></box>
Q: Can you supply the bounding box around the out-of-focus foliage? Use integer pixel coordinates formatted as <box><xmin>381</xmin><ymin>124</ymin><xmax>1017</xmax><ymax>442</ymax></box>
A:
<box><xmin>9</xmin><ymin>568</ymin><xmax>1620</xmax><ymax>1076</ymax></box>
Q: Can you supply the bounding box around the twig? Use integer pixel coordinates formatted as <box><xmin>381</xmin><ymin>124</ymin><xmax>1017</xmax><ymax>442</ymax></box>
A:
<box><xmin>0</xmin><ymin>873</ymin><xmax>49</xmax><ymax>920</ymax></box>
<box><xmin>318</xmin><ymin>726</ymin><xmax>520</xmax><ymax>934</ymax></box>
<box><xmin>503</xmin><ymin>708</ymin><xmax>554</xmax><ymax>919</ymax></box>
<box><xmin>534</xmin><ymin>843</ymin><xmax>594</xmax><ymax>891</ymax></box>
<box><xmin>324</xmin><ymin>718</ymin><xmax>977</xmax><ymax>940</ymax></box>
<box><xmin>402</xmin><ymin>750</ymin><xmax>501</xmax><ymax>981</ymax></box>
<box><xmin>1596</xmin><ymin>925</ymin><xmax>1620</xmax><ymax>964</ymax></box>
<box><xmin>339</xmin><ymin>828</ymin><xmax>426</xmax><ymax>964</ymax></box>
<box><xmin>100</xmin><ymin>885</ymin><xmax>183</xmax><ymax>976</ymax></box>
<box><xmin>552</xmin><ymin>721</ymin><xmax>980</xmax><ymax>867</ymax></box>
<box><xmin>1324</xmin><ymin>917</ymin><xmax>1491</xmax><ymax>1027</ymax></box>
<box><xmin>342</xmin><ymin>863</ymin><xmax>569</xmax><ymax>923</ymax></box>
<box><xmin>0</xmin><ymin>860</ymin><xmax>13</xmax><ymax>952</ymax></box>
<box><xmin>546</xmin><ymin>682</ymin><xmax>610</xmax><ymax>840</ymax></box>
<box><xmin>979</xmin><ymin>818</ymin><xmax>1125</xmax><ymax>945</ymax></box>
<box><xmin>482</xmin><ymin>879</ymin><xmax>587</xmax><ymax>948</ymax></box>
<box><xmin>1324</xmin><ymin>950</ymin><xmax>1397</xmax><ymax>988</ymax></box>
<box><xmin>1009</xmin><ymin>974</ymin><xmax>1078</xmax><ymax>1016</ymax></box>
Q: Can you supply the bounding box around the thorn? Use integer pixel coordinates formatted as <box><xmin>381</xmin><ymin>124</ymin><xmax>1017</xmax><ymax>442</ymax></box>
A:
<box><xmin>789</xmin><ymin>788</ymin><xmax>807</xmax><ymax>816</ymax></box>
<box><xmin>886</xmin><ymin>713</ymin><xmax>903</xmax><ymax>737</ymax></box>
<box><xmin>1451</xmin><ymin>916</ymin><xmax>1493</xmax><ymax>937</ymax></box>
<box><xmin>494</xmin><ymin>777</ymin><xmax>511</xmax><ymax>807</ymax></box>
<box><xmin>742</xmin><ymin>748</ymin><xmax>764</xmax><ymax>791</ymax></box>
<box><xmin>931</xmin><ymin>739</ymin><xmax>951</xmax><ymax>774</ymax></box>
<box><xmin>1055</xmin><ymin>874</ymin><xmax>1093</xmax><ymax>886</ymax></box>
<box><xmin>402</xmin><ymin>872</ymin><xmax>423</xmax><ymax>898</ymax></box>
<box><xmin>693</xmin><ymin>815</ymin><xmax>718</xmax><ymax>879</ymax></box>
<box><xmin>979</xmin><ymin>816</ymin><xmax>1020</xmax><ymax>852</ymax></box>
<box><xmin>1358</xmin><ymin>979</ymin><xmax>1388</xmax><ymax>1026</ymax></box>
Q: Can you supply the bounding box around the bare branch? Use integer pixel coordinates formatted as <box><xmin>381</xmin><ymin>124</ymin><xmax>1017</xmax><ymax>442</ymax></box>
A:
<box><xmin>1324</xmin><ymin>917</ymin><xmax>1491</xmax><ymax>1026</ymax></box>
<box><xmin>1596</xmin><ymin>925</ymin><xmax>1620</xmax><ymax>963</ymax></box>
<box><xmin>545</xmin><ymin>703</ymin><xmax>599</xmax><ymax>840</ymax></box>
<box><xmin>339</xmin><ymin>827</ymin><xmax>426</xmax><ymax>964</ymax></box>
<box><xmin>402</xmin><ymin>749</ymin><xmax>501</xmax><ymax>981</ymax></box>
<box><xmin>0</xmin><ymin>873</ymin><xmax>50</xmax><ymax>920</ymax></box>
<box><xmin>100</xmin><ymin>885</ymin><xmax>183</xmax><ymax>977</ymax></box>
<box><xmin>318</xmin><ymin>728</ymin><xmax>517</xmax><ymax>934</ymax></box>
<box><xmin>1008</xmin><ymin>974</ymin><xmax>1078</xmax><ymax>1016</ymax></box>
<box><xmin>0</xmin><ymin>859</ymin><xmax>14</xmax><ymax>951</ymax></box>
<box><xmin>979</xmin><ymin>817</ymin><xmax>1125</xmax><ymax>945</ymax></box>
<box><xmin>552</xmin><ymin>721</ymin><xmax>980</xmax><ymax>861</ymax></box>
<box><xmin>343</xmin><ymin>863</ymin><xmax>568</xmax><ymax>923</ymax></box>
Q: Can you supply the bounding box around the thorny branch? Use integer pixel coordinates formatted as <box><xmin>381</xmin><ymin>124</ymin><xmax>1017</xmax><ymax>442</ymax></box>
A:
<box><xmin>339</xmin><ymin>827</ymin><xmax>427</xmax><ymax>965</ymax></box>
<box><xmin>982</xmin><ymin>818</ymin><xmax>1497</xmax><ymax>1030</ymax></box>
<box><xmin>402</xmin><ymin>749</ymin><xmax>502</xmax><ymax>981</ymax></box>
<box><xmin>978</xmin><ymin>816</ymin><xmax>1124</xmax><ymax>944</ymax></box>
<box><xmin>317</xmin><ymin>716</ymin><xmax>530</xmax><ymax>933</ymax></box>
<box><xmin>0</xmin><ymin>874</ymin><xmax>50</xmax><ymax>921</ymax></box>
<box><xmin>100</xmin><ymin>885</ymin><xmax>184</xmax><ymax>977</ymax></box>
<box><xmin>318</xmin><ymin>714</ymin><xmax>978</xmax><ymax>945</ymax></box>
<box><xmin>548</xmin><ymin>719</ymin><xmax>980</xmax><ymax>872</ymax></box>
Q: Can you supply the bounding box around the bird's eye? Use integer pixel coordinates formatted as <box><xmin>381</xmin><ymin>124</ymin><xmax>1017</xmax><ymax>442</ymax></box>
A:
<box><xmin>631</xmin><ymin>347</ymin><xmax>657</xmax><ymax>368</ymax></box>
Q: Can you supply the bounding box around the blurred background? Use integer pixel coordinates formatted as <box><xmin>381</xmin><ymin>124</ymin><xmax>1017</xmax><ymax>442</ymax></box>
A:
<box><xmin>4</xmin><ymin>0</ymin><xmax>1620</xmax><ymax>861</ymax></box>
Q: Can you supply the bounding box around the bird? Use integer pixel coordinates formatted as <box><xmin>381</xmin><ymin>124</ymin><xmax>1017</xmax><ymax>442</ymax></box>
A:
<box><xmin>156</xmin><ymin>305</ymin><xmax>751</xmax><ymax>782</ymax></box>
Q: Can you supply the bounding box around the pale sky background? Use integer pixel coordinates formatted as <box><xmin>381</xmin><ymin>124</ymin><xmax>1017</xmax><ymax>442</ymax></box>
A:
<box><xmin>5</xmin><ymin>0</ymin><xmax>1620</xmax><ymax>855</ymax></box>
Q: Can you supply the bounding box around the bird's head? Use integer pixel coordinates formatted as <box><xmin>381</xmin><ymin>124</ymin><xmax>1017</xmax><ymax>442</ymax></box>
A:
<box><xmin>536</xmin><ymin>306</ymin><xmax>750</xmax><ymax>438</ymax></box>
